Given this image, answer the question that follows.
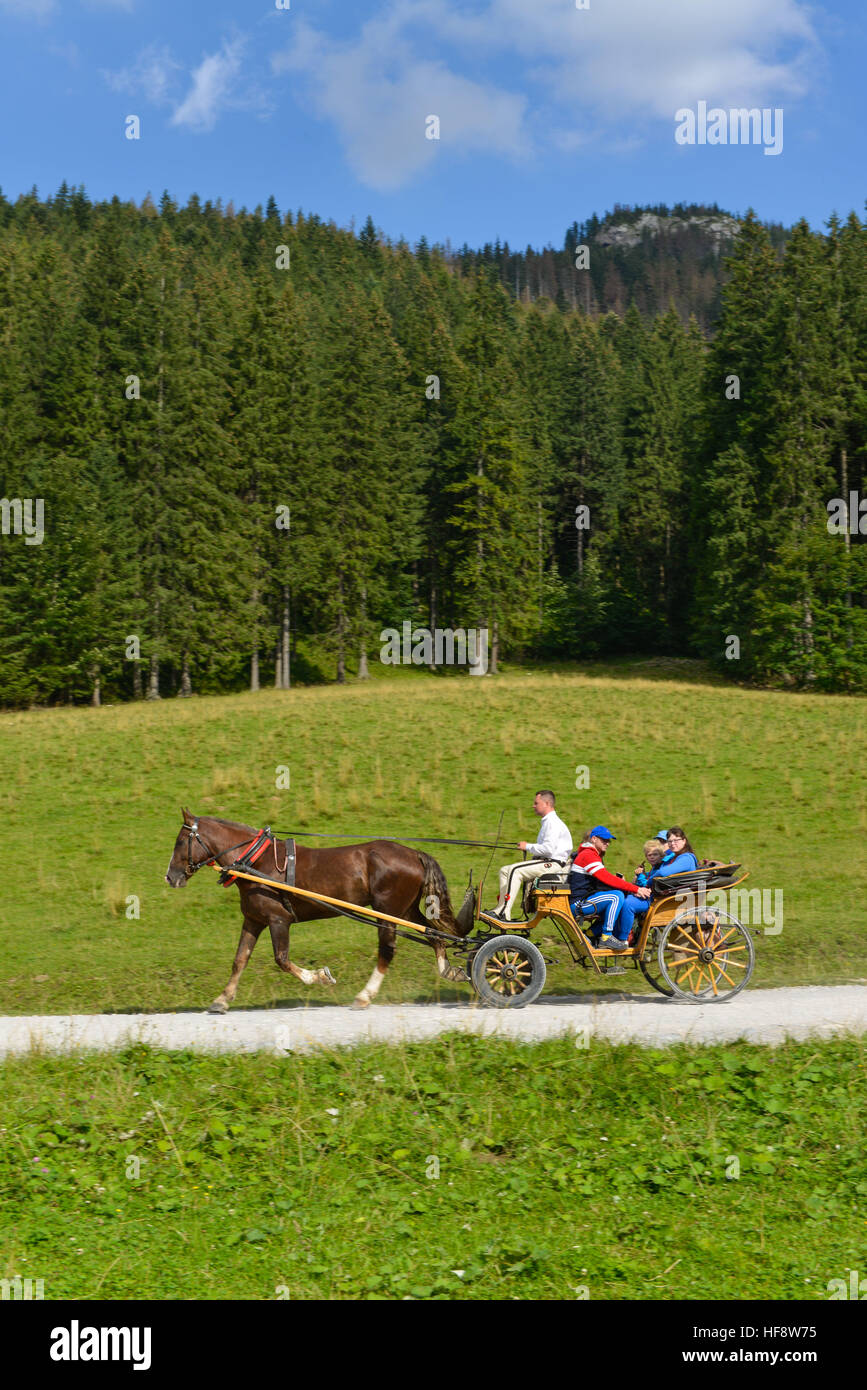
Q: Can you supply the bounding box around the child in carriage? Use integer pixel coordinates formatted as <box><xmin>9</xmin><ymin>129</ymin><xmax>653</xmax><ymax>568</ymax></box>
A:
<box><xmin>617</xmin><ymin>826</ymin><xmax>698</xmax><ymax>945</ymax></box>
<box><xmin>635</xmin><ymin>832</ymin><xmax>671</xmax><ymax>882</ymax></box>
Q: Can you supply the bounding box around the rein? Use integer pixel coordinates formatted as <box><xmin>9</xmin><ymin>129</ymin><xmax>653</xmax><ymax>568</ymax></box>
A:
<box><xmin>273</xmin><ymin>828</ymin><xmax>517</xmax><ymax>850</ymax></box>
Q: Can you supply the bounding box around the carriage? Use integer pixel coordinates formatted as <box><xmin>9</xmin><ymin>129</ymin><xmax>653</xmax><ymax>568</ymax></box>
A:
<box><xmin>465</xmin><ymin>860</ymin><xmax>755</xmax><ymax>1008</ymax></box>
<box><xmin>175</xmin><ymin>814</ymin><xmax>755</xmax><ymax>1011</ymax></box>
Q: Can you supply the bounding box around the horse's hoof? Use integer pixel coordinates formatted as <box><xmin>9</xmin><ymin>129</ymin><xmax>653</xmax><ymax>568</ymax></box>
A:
<box><xmin>207</xmin><ymin>1001</ymin><xmax>228</xmax><ymax>1015</ymax></box>
<box><xmin>320</xmin><ymin>967</ymin><xmax>336</xmax><ymax>986</ymax></box>
<box><xmin>351</xmin><ymin>997</ymin><xmax>370</xmax><ymax>1010</ymax></box>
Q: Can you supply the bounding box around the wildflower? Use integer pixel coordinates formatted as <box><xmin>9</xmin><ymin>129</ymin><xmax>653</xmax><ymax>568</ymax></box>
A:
<box><xmin>325</xmin><ymin>1108</ymin><xmax>339</xmax><ymax>1117</ymax></box>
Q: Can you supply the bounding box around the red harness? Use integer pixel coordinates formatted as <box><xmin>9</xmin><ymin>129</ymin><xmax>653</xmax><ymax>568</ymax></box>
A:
<box><xmin>220</xmin><ymin>829</ymin><xmax>272</xmax><ymax>887</ymax></box>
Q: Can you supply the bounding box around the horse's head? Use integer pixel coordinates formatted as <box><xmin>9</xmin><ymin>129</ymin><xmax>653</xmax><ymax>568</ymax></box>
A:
<box><xmin>165</xmin><ymin>807</ymin><xmax>214</xmax><ymax>887</ymax></box>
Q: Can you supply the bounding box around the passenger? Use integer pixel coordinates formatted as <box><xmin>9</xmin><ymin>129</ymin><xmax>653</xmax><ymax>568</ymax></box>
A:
<box><xmin>618</xmin><ymin>826</ymin><xmax>699</xmax><ymax>944</ymax></box>
<box><xmin>490</xmin><ymin>790</ymin><xmax>573</xmax><ymax>922</ymax></box>
<box><xmin>635</xmin><ymin>836</ymin><xmax>669</xmax><ymax>883</ymax></box>
<box><xmin>569</xmin><ymin>826</ymin><xmax>651</xmax><ymax>952</ymax></box>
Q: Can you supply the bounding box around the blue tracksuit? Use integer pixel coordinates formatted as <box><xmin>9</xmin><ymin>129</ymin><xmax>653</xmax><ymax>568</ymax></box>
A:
<box><xmin>616</xmin><ymin>852</ymin><xmax>698</xmax><ymax>940</ymax></box>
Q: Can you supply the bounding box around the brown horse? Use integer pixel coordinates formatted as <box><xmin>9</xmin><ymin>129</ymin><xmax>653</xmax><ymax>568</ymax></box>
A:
<box><xmin>165</xmin><ymin>809</ymin><xmax>470</xmax><ymax>1012</ymax></box>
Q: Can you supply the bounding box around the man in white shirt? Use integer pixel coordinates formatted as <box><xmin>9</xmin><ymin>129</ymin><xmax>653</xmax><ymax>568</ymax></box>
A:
<box><xmin>489</xmin><ymin>790</ymin><xmax>573</xmax><ymax>922</ymax></box>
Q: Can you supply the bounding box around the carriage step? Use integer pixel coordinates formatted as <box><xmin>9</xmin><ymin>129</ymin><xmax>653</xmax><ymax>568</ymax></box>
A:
<box><xmin>600</xmin><ymin>964</ymin><xmax>628</xmax><ymax>975</ymax></box>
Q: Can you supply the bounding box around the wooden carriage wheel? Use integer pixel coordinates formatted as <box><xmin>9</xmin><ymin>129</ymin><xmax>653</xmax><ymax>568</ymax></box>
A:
<box><xmin>657</xmin><ymin>910</ymin><xmax>755</xmax><ymax>1003</ymax></box>
<box><xmin>637</xmin><ymin>921</ymin><xmax>676</xmax><ymax>996</ymax></box>
<box><xmin>470</xmin><ymin>934</ymin><xmax>547</xmax><ymax>1009</ymax></box>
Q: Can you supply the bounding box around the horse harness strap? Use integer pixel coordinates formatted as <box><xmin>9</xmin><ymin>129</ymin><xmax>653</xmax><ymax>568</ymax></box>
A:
<box><xmin>219</xmin><ymin>829</ymin><xmax>273</xmax><ymax>887</ymax></box>
<box><xmin>283</xmin><ymin>838</ymin><xmax>296</xmax><ymax>886</ymax></box>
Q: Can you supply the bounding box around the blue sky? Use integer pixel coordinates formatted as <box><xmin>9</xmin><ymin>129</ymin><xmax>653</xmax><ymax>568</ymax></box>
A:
<box><xmin>1</xmin><ymin>0</ymin><xmax>864</xmax><ymax>249</ymax></box>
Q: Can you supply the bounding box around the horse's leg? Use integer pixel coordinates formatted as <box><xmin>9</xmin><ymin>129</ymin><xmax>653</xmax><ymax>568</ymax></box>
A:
<box><xmin>413</xmin><ymin>893</ymin><xmax>468</xmax><ymax>985</ymax></box>
<box><xmin>269</xmin><ymin>918</ymin><xmax>336</xmax><ymax>988</ymax></box>
<box><xmin>352</xmin><ymin>922</ymin><xmax>395</xmax><ymax>1009</ymax></box>
<box><xmin>432</xmin><ymin>936</ymin><xmax>469</xmax><ymax>986</ymax></box>
<box><xmin>352</xmin><ymin>906</ymin><xmax>467</xmax><ymax>1011</ymax></box>
<box><xmin>208</xmin><ymin>918</ymin><xmax>262</xmax><ymax>1014</ymax></box>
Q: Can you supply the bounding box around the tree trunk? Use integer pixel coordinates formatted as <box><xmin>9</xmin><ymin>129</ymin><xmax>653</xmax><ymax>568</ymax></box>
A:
<box><xmin>577</xmin><ymin>472</ymin><xmax>585</xmax><ymax>579</ymax></box>
<box><xmin>336</xmin><ymin>571</ymin><xmax>346</xmax><ymax>684</ymax></box>
<box><xmin>490</xmin><ymin>616</ymin><xmax>498</xmax><ymax>675</ymax></box>
<box><xmin>802</xmin><ymin>593</ymin><xmax>815</xmax><ymax>684</ymax></box>
<box><xmin>537</xmin><ymin>498</ymin><xmax>544</xmax><ymax>628</ymax></box>
<box><xmin>132</xmin><ymin>660</ymin><xmax>142</xmax><ymax>700</ymax></box>
<box><xmin>282</xmin><ymin>585</ymin><xmax>290</xmax><ymax>689</ymax></box>
<box><xmin>146</xmin><ymin>654</ymin><xmax>160</xmax><ymax>700</ymax></box>
<box><xmin>250</xmin><ymin>583</ymin><xmax>260</xmax><ymax>691</ymax></box>
<box><xmin>178</xmin><ymin>653</ymin><xmax>192</xmax><ymax>697</ymax></box>
<box><xmin>91</xmin><ymin>669</ymin><xmax>101</xmax><ymax>707</ymax></box>
<box><xmin>842</xmin><ymin>446</ymin><xmax>853</xmax><ymax>648</ymax></box>
<box><xmin>359</xmin><ymin>583</ymin><xmax>369</xmax><ymax>678</ymax></box>
<box><xmin>274</xmin><ymin>649</ymin><xmax>281</xmax><ymax>689</ymax></box>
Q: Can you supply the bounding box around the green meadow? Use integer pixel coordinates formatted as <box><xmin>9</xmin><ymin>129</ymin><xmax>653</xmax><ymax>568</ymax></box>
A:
<box><xmin>0</xmin><ymin>661</ymin><xmax>864</xmax><ymax>1015</ymax></box>
<box><xmin>1</xmin><ymin>1035</ymin><xmax>863</xmax><ymax>1301</ymax></box>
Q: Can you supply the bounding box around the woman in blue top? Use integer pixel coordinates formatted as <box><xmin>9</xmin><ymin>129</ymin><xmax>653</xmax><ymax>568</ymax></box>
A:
<box><xmin>616</xmin><ymin>826</ymin><xmax>699</xmax><ymax>944</ymax></box>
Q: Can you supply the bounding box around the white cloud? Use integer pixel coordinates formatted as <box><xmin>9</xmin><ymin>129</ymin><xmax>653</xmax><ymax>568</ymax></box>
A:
<box><xmin>272</xmin><ymin>0</ymin><xmax>817</xmax><ymax>187</ymax></box>
<box><xmin>171</xmin><ymin>37</ymin><xmax>245</xmax><ymax>133</ymax></box>
<box><xmin>103</xmin><ymin>43</ymin><xmax>182</xmax><ymax>106</ymax></box>
<box><xmin>0</xmin><ymin>0</ymin><xmax>57</xmax><ymax>19</ymax></box>
<box><xmin>272</xmin><ymin>16</ymin><xmax>528</xmax><ymax>191</ymax></box>
<box><xmin>103</xmin><ymin>36</ymin><xmax>266</xmax><ymax>132</ymax></box>
<box><xmin>414</xmin><ymin>0</ymin><xmax>816</xmax><ymax>113</ymax></box>
<box><xmin>1</xmin><ymin>0</ymin><xmax>134</xmax><ymax>16</ymax></box>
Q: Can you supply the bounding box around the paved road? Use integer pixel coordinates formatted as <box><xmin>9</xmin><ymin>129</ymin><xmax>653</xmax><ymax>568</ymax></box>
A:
<box><xmin>1</xmin><ymin>985</ymin><xmax>866</xmax><ymax>1055</ymax></box>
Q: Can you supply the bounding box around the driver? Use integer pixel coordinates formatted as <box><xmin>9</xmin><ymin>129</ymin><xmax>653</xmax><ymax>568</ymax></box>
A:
<box><xmin>489</xmin><ymin>790</ymin><xmax>572</xmax><ymax>922</ymax></box>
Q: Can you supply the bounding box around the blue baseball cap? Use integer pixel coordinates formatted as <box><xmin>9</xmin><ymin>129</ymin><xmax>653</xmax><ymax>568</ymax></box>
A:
<box><xmin>590</xmin><ymin>825</ymin><xmax>616</xmax><ymax>840</ymax></box>
<box><xmin>656</xmin><ymin>829</ymin><xmax>668</xmax><ymax>840</ymax></box>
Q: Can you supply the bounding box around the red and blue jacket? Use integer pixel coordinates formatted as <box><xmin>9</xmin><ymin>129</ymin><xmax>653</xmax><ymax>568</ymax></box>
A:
<box><xmin>569</xmin><ymin>842</ymin><xmax>645</xmax><ymax>900</ymax></box>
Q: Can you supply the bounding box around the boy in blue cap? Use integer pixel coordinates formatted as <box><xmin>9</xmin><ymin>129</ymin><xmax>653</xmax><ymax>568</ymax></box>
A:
<box><xmin>569</xmin><ymin>826</ymin><xmax>651</xmax><ymax>951</ymax></box>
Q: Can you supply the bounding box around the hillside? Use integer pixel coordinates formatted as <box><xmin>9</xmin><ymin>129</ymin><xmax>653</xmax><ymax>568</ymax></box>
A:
<box><xmin>457</xmin><ymin>201</ymin><xmax>789</xmax><ymax>328</ymax></box>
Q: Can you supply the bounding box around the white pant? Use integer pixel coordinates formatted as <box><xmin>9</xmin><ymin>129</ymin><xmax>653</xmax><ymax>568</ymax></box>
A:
<box><xmin>497</xmin><ymin>859</ymin><xmax>562</xmax><ymax>920</ymax></box>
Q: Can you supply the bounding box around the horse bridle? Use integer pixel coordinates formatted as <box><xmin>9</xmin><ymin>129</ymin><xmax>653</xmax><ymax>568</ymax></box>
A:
<box><xmin>180</xmin><ymin>820</ymin><xmax>258</xmax><ymax>878</ymax></box>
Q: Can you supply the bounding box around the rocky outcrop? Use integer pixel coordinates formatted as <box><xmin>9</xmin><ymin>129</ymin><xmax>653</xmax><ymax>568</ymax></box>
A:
<box><xmin>595</xmin><ymin>211</ymin><xmax>740</xmax><ymax>249</ymax></box>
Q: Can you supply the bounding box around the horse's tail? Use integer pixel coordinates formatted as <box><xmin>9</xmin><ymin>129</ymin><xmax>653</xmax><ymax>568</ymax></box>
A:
<box><xmin>418</xmin><ymin>853</ymin><xmax>469</xmax><ymax>938</ymax></box>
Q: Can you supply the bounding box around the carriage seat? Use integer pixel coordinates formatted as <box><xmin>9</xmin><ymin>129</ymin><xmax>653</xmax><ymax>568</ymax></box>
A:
<box><xmin>650</xmin><ymin>863</ymin><xmax>743</xmax><ymax>896</ymax></box>
<box><xmin>533</xmin><ymin>870</ymin><xmax>570</xmax><ymax>891</ymax></box>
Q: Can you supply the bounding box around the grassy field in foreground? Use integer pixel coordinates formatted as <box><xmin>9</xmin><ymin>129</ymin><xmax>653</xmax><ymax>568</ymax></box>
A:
<box><xmin>1</xmin><ymin>1035</ymin><xmax>863</xmax><ymax>1301</ymax></box>
<box><xmin>0</xmin><ymin>664</ymin><xmax>865</xmax><ymax>1014</ymax></box>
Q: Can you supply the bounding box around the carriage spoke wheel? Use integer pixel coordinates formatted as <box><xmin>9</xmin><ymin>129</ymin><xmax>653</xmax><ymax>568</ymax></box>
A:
<box><xmin>470</xmin><ymin>934</ymin><xmax>546</xmax><ymax>1010</ymax></box>
<box><xmin>637</xmin><ymin>923</ymin><xmax>675</xmax><ymax>997</ymax></box>
<box><xmin>658</xmin><ymin>910</ymin><xmax>754</xmax><ymax>1004</ymax></box>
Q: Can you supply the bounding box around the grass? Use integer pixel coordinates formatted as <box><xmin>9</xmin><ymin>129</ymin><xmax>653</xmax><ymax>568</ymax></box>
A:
<box><xmin>0</xmin><ymin>665</ymin><xmax>865</xmax><ymax>1013</ymax></box>
<box><xmin>1</xmin><ymin>1035</ymin><xmax>863</xmax><ymax>1301</ymax></box>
